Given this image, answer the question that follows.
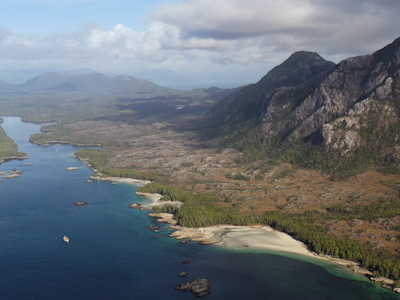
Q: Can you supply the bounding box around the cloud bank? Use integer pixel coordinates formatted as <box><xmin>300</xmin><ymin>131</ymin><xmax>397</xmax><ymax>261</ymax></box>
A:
<box><xmin>0</xmin><ymin>0</ymin><xmax>399</xmax><ymax>74</ymax></box>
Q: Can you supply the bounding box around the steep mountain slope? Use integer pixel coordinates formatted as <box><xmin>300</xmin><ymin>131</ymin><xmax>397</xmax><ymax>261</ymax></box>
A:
<box><xmin>203</xmin><ymin>51</ymin><xmax>336</xmax><ymax>129</ymax></box>
<box><xmin>201</xmin><ymin>86</ymin><xmax>241</xmax><ymax>103</ymax></box>
<box><xmin>207</xmin><ymin>37</ymin><xmax>400</xmax><ymax>176</ymax></box>
<box><xmin>265</xmin><ymin>37</ymin><xmax>400</xmax><ymax>147</ymax></box>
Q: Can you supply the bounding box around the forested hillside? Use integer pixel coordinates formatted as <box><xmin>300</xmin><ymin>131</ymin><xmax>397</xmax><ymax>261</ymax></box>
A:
<box><xmin>204</xmin><ymin>37</ymin><xmax>400</xmax><ymax>179</ymax></box>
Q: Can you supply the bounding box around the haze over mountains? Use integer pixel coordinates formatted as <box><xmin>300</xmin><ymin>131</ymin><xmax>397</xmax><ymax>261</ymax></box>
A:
<box><xmin>0</xmin><ymin>67</ymin><xmax>254</xmax><ymax>91</ymax></box>
<box><xmin>0</xmin><ymin>70</ymin><xmax>243</xmax><ymax>107</ymax></box>
<box><xmin>0</xmin><ymin>71</ymin><xmax>177</xmax><ymax>95</ymax></box>
<box><xmin>0</xmin><ymin>68</ymin><xmax>96</xmax><ymax>85</ymax></box>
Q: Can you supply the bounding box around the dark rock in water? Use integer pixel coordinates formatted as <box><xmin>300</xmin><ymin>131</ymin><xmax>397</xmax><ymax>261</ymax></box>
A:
<box><xmin>382</xmin><ymin>283</ymin><xmax>394</xmax><ymax>291</ymax></box>
<box><xmin>190</xmin><ymin>279</ymin><xmax>210</xmax><ymax>294</ymax></box>
<box><xmin>182</xmin><ymin>260</ymin><xmax>191</xmax><ymax>265</ymax></box>
<box><xmin>176</xmin><ymin>278</ymin><xmax>210</xmax><ymax>296</ymax></box>
<box><xmin>176</xmin><ymin>283</ymin><xmax>190</xmax><ymax>290</ymax></box>
<box><xmin>130</xmin><ymin>203</ymin><xmax>142</xmax><ymax>209</ymax></box>
<box><xmin>196</xmin><ymin>291</ymin><xmax>211</xmax><ymax>298</ymax></box>
<box><xmin>154</xmin><ymin>235</ymin><xmax>162</xmax><ymax>238</ymax></box>
<box><xmin>149</xmin><ymin>226</ymin><xmax>160</xmax><ymax>230</ymax></box>
<box><xmin>178</xmin><ymin>272</ymin><xmax>187</xmax><ymax>277</ymax></box>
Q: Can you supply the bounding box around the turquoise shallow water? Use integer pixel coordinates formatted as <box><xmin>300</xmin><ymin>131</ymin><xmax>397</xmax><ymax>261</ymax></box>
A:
<box><xmin>0</xmin><ymin>116</ymin><xmax>399</xmax><ymax>300</ymax></box>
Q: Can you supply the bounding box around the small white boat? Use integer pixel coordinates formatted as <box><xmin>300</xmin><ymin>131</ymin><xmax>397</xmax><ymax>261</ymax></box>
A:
<box><xmin>63</xmin><ymin>235</ymin><xmax>70</xmax><ymax>243</ymax></box>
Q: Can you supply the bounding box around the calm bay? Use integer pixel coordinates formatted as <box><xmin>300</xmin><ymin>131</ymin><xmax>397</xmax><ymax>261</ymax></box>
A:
<box><xmin>0</xmin><ymin>116</ymin><xmax>398</xmax><ymax>299</ymax></box>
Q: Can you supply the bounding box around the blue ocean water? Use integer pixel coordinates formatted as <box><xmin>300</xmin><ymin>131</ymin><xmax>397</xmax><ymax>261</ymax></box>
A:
<box><xmin>0</xmin><ymin>116</ymin><xmax>399</xmax><ymax>300</ymax></box>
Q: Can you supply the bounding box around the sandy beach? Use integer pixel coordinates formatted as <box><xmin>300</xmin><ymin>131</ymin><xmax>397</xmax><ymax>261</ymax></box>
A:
<box><xmin>74</xmin><ymin>155</ymin><xmax>152</xmax><ymax>186</ymax></box>
<box><xmin>168</xmin><ymin>223</ymin><xmax>313</xmax><ymax>256</ymax></box>
<box><xmin>74</xmin><ymin>153</ymin><xmax>328</xmax><ymax>259</ymax></box>
<box><xmin>135</xmin><ymin>191</ymin><xmax>183</xmax><ymax>209</ymax></box>
<box><xmin>217</xmin><ymin>226</ymin><xmax>312</xmax><ymax>256</ymax></box>
<box><xmin>149</xmin><ymin>212</ymin><xmax>377</xmax><ymax>277</ymax></box>
<box><xmin>148</xmin><ymin>212</ymin><xmax>315</xmax><ymax>256</ymax></box>
<box><xmin>75</xmin><ymin>155</ymin><xmax>390</xmax><ymax>288</ymax></box>
<box><xmin>90</xmin><ymin>176</ymin><xmax>151</xmax><ymax>186</ymax></box>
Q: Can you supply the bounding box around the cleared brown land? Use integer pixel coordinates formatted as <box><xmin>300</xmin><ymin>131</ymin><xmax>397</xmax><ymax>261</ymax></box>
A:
<box><xmin>48</xmin><ymin>119</ymin><xmax>400</xmax><ymax>255</ymax></box>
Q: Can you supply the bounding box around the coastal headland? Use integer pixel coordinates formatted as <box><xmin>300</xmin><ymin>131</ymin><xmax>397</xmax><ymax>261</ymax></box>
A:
<box><xmin>70</xmin><ymin>150</ymin><xmax>400</xmax><ymax>293</ymax></box>
<box><xmin>147</xmin><ymin>206</ymin><xmax>398</xmax><ymax>291</ymax></box>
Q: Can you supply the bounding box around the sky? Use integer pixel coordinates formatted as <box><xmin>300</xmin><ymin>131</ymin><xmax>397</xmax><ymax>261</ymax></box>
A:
<box><xmin>0</xmin><ymin>0</ymin><xmax>400</xmax><ymax>87</ymax></box>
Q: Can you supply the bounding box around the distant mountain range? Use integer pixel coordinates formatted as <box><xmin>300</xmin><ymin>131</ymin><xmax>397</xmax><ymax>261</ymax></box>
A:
<box><xmin>20</xmin><ymin>72</ymin><xmax>76</xmax><ymax>90</ymax></box>
<box><xmin>0</xmin><ymin>79</ymin><xmax>14</xmax><ymax>90</ymax></box>
<box><xmin>131</xmin><ymin>68</ymin><xmax>193</xmax><ymax>89</ymax></box>
<box><xmin>0</xmin><ymin>72</ymin><xmax>176</xmax><ymax>95</ymax></box>
<box><xmin>0</xmin><ymin>70</ymin><xmax>243</xmax><ymax>101</ymax></box>
<box><xmin>0</xmin><ymin>68</ymin><xmax>96</xmax><ymax>85</ymax></box>
<box><xmin>0</xmin><ymin>67</ymin><xmax>256</xmax><ymax>90</ymax></box>
<box><xmin>53</xmin><ymin>73</ymin><xmax>175</xmax><ymax>94</ymax></box>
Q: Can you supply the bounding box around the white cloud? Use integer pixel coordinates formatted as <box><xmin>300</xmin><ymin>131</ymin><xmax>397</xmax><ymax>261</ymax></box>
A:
<box><xmin>151</xmin><ymin>0</ymin><xmax>400</xmax><ymax>56</ymax></box>
<box><xmin>0</xmin><ymin>0</ymin><xmax>399</xmax><ymax>77</ymax></box>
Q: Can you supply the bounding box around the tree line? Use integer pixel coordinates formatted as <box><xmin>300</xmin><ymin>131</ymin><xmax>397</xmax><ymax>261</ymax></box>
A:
<box><xmin>0</xmin><ymin>125</ymin><xmax>27</xmax><ymax>159</ymax></box>
<box><xmin>75</xmin><ymin>149</ymin><xmax>165</xmax><ymax>182</ymax></box>
<box><xmin>141</xmin><ymin>182</ymin><xmax>400</xmax><ymax>284</ymax></box>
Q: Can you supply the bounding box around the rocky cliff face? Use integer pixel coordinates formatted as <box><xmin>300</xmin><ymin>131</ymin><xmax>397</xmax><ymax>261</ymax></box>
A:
<box><xmin>203</xmin><ymin>51</ymin><xmax>335</xmax><ymax>129</ymax></box>
<box><xmin>207</xmin><ymin>37</ymin><xmax>400</xmax><ymax>168</ymax></box>
<box><xmin>278</xmin><ymin>42</ymin><xmax>400</xmax><ymax>147</ymax></box>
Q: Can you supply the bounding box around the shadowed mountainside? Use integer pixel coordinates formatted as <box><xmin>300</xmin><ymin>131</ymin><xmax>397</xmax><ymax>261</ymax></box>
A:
<box><xmin>204</xmin><ymin>37</ymin><xmax>400</xmax><ymax>178</ymax></box>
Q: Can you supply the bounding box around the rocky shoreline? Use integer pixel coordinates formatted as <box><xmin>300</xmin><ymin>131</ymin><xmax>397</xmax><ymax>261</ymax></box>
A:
<box><xmin>30</xmin><ymin>139</ymin><xmax>101</xmax><ymax>147</ymax></box>
<box><xmin>70</xmin><ymin>153</ymin><xmax>400</xmax><ymax>294</ymax></box>
<box><xmin>0</xmin><ymin>155</ymin><xmax>29</xmax><ymax>165</ymax></box>
<box><xmin>71</xmin><ymin>154</ymin><xmax>151</xmax><ymax>186</ymax></box>
<box><xmin>147</xmin><ymin>211</ymin><xmax>400</xmax><ymax>293</ymax></box>
<box><xmin>0</xmin><ymin>168</ymin><xmax>23</xmax><ymax>179</ymax></box>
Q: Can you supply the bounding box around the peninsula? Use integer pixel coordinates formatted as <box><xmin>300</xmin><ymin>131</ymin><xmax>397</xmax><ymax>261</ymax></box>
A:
<box><xmin>0</xmin><ymin>117</ymin><xmax>28</xmax><ymax>165</ymax></box>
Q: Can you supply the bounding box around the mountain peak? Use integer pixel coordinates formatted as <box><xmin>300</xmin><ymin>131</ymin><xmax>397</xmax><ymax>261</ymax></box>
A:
<box><xmin>281</xmin><ymin>51</ymin><xmax>325</xmax><ymax>67</ymax></box>
<box><xmin>372</xmin><ymin>36</ymin><xmax>400</xmax><ymax>64</ymax></box>
<box><xmin>267</xmin><ymin>51</ymin><xmax>327</xmax><ymax>78</ymax></box>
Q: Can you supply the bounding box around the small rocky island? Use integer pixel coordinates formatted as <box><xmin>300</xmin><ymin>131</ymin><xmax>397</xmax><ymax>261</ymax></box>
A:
<box><xmin>129</xmin><ymin>203</ymin><xmax>142</xmax><ymax>209</ymax></box>
<box><xmin>176</xmin><ymin>278</ymin><xmax>211</xmax><ymax>297</ymax></box>
<box><xmin>2</xmin><ymin>169</ymin><xmax>23</xmax><ymax>179</ymax></box>
<box><xmin>74</xmin><ymin>202</ymin><xmax>88</xmax><ymax>206</ymax></box>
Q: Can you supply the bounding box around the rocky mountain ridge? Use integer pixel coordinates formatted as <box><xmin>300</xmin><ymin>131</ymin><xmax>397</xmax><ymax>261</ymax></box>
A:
<box><xmin>276</xmin><ymin>41</ymin><xmax>399</xmax><ymax>146</ymax></box>
<box><xmin>205</xmin><ymin>37</ymin><xmax>400</xmax><ymax>175</ymax></box>
<box><xmin>203</xmin><ymin>51</ymin><xmax>336</xmax><ymax>129</ymax></box>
